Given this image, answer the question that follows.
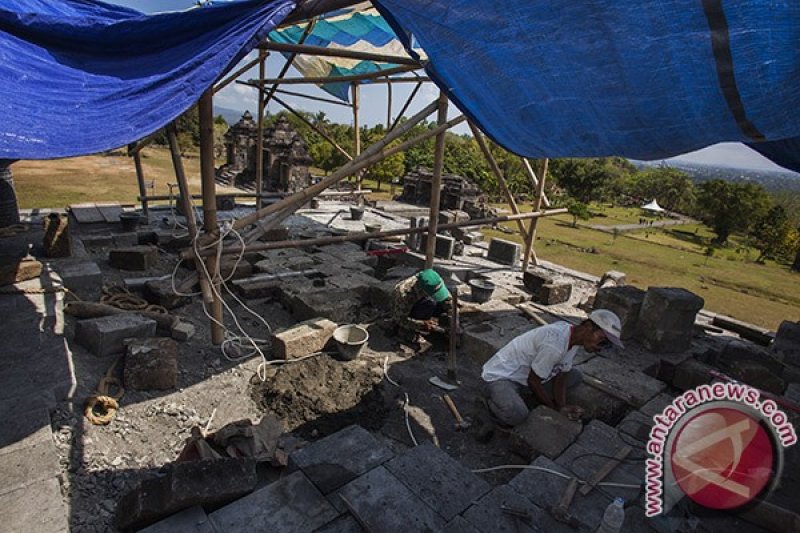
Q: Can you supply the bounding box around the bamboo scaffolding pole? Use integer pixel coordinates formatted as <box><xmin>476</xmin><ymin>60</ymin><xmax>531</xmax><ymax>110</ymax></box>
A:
<box><xmin>468</xmin><ymin>121</ymin><xmax>530</xmax><ymax>242</ymax></box>
<box><xmin>271</xmin><ymin>94</ymin><xmax>353</xmax><ymax>161</ymax></box>
<box><xmin>132</xmin><ymin>151</ymin><xmax>149</xmax><ymax>220</ymax></box>
<box><xmin>214</xmin><ymin>56</ymin><xmax>260</xmax><ymax>94</ymax></box>
<box><xmin>198</xmin><ymin>90</ymin><xmax>225</xmax><ymax>344</ymax></box>
<box><xmin>270</xmin><ymin>87</ymin><xmax>351</xmax><ymax>107</ymax></box>
<box><xmin>424</xmin><ymin>91</ymin><xmax>449</xmax><ymax>268</ymax></box>
<box><xmin>386</xmin><ymin>81</ymin><xmax>392</xmax><ymax>128</ymax></box>
<box><xmin>389</xmin><ymin>81</ymin><xmax>423</xmax><ymax>132</ymax></box>
<box><xmin>166</xmin><ymin>125</ymin><xmax>214</xmax><ymax>305</ymax></box>
<box><xmin>254</xmin><ymin>64</ymin><xmax>421</xmax><ymax>85</ymax></box>
<box><xmin>259</xmin><ymin>41</ymin><xmax>421</xmax><ymax>66</ymax></box>
<box><xmin>255</xmin><ymin>50</ymin><xmax>267</xmax><ymax>211</ymax></box>
<box><xmin>262</xmin><ymin>19</ymin><xmax>316</xmax><ymax>111</ymax></box>
<box><xmin>522</xmin><ymin>157</ymin><xmax>551</xmax><ymax>207</ymax></box>
<box><xmin>353</xmin><ymin>82</ymin><xmax>361</xmax><ymax>190</ymax></box>
<box><xmin>128</xmin><ymin>130</ymin><xmax>163</xmax><ymax>156</ymax></box>
<box><xmin>523</xmin><ymin>158</ymin><xmax>549</xmax><ymax>271</ymax></box>
<box><xmin>191</xmin><ymin>208</ymin><xmax>568</xmax><ymax>258</ymax></box>
<box><xmin>363</xmin><ymin>77</ymin><xmax>430</xmax><ymax>84</ymax></box>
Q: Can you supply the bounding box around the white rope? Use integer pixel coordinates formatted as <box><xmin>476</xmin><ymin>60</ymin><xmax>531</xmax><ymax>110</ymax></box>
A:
<box><xmin>469</xmin><ymin>465</ymin><xmax>641</xmax><ymax>489</ymax></box>
<box><xmin>403</xmin><ymin>393</ymin><xmax>419</xmax><ymax>447</ymax></box>
<box><xmin>383</xmin><ymin>355</ymin><xmax>400</xmax><ymax>387</ymax></box>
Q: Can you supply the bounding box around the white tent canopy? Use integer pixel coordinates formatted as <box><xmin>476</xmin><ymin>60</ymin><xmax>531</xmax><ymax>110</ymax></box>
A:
<box><xmin>641</xmin><ymin>199</ymin><xmax>665</xmax><ymax>213</ymax></box>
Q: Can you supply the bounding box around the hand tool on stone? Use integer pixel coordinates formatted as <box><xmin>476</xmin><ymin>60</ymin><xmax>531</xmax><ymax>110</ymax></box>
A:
<box><xmin>442</xmin><ymin>393</ymin><xmax>471</xmax><ymax>430</ymax></box>
<box><xmin>549</xmin><ymin>477</ymin><xmax>581</xmax><ymax>527</ymax></box>
<box><xmin>500</xmin><ymin>505</ymin><xmax>531</xmax><ymax>532</ymax></box>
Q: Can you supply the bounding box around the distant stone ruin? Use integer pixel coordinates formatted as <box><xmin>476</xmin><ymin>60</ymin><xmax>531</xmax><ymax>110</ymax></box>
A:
<box><xmin>216</xmin><ymin>113</ymin><xmax>312</xmax><ymax>193</ymax></box>
<box><xmin>398</xmin><ymin>166</ymin><xmax>494</xmax><ymax>219</ymax></box>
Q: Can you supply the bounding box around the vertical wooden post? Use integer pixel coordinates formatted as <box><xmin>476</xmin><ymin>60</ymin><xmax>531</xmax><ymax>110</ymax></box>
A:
<box><xmin>255</xmin><ymin>50</ymin><xmax>267</xmax><ymax>211</ymax></box>
<box><xmin>352</xmin><ymin>82</ymin><xmax>361</xmax><ymax>191</ymax></box>
<box><xmin>522</xmin><ymin>158</ymin><xmax>549</xmax><ymax>271</ymax></box>
<box><xmin>199</xmin><ymin>90</ymin><xmax>225</xmax><ymax>345</ymax></box>
<box><xmin>386</xmin><ymin>82</ymin><xmax>393</xmax><ymax>128</ymax></box>
<box><xmin>424</xmin><ymin>91</ymin><xmax>449</xmax><ymax>269</ymax></box>
<box><xmin>132</xmin><ymin>151</ymin><xmax>149</xmax><ymax>221</ymax></box>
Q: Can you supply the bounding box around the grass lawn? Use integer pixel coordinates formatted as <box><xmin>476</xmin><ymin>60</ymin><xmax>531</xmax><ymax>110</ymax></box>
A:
<box><xmin>488</xmin><ymin>204</ymin><xmax>799</xmax><ymax>330</ymax></box>
<box><xmin>14</xmin><ymin>147</ymin><xmax>238</xmax><ymax>209</ymax></box>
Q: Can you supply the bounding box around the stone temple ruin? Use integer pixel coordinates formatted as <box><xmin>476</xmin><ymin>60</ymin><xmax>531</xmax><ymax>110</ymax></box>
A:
<box><xmin>216</xmin><ymin>113</ymin><xmax>312</xmax><ymax>193</ymax></box>
<box><xmin>399</xmin><ymin>166</ymin><xmax>495</xmax><ymax>219</ymax></box>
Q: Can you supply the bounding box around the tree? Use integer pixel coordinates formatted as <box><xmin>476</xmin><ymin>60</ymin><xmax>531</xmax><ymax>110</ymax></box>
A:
<box><xmin>364</xmin><ymin>127</ymin><xmax>404</xmax><ymax>190</ymax></box>
<box><xmin>749</xmin><ymin>205</ymin><xmax>793</xmax><ymax>262</ymax></box>
<box><xmin>626</xmin><ymin>167</ymin><xmax>695</xmax><ymax>212</ymax></box>
<box><xmin>549</xmin><ymin>158</ymin><xmax>617</xmax><ymax>204</ymax></box>
<box><xmin>695</xmin><ymin>180</ymin><xmax>771</xmax><ymax>244</ymax></box>
<box><xmin>565</xmin><ymin>199</ymin><xmax>591</xmax><ymax>228</ymax></box>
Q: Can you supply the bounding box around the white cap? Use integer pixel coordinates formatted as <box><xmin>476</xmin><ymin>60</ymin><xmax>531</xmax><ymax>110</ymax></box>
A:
<box><xmin>589</xmin><ymin>309</ymin><xmax>624</xmax><ymax>348</ymax></box>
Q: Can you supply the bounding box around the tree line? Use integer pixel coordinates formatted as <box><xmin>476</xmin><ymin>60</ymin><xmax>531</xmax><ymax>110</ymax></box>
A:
<box><xmin>172</xmin><ymin>108</ymin><xmax>800</xmax><ymax>267</ymax></box>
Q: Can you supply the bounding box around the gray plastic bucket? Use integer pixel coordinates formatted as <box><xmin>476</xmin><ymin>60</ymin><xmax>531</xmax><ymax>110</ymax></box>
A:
<box><xmin>469</xmin><ymin>278</ymin><xmax>496</xmax><ymax>303</ymax></box>
<box><xmin>350</xmin><ymin>207</ymin><xmax>365</xmax><ymax>221</ymax></box>
<box><xmin>332</xmin><ymin>324</ymin><xmax>369</xmax><ymax>360</ymax></box>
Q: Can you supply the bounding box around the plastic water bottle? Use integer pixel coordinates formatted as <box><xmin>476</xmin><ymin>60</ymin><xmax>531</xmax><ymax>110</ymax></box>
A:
<box><xmin>597</xmin><ymin>497</ymin><xmax>625</xmax><ymax>533</ymax></box>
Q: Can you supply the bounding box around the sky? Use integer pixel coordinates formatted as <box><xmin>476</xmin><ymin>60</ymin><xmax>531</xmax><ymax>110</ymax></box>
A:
<box><xmin>106</xmin><ymin>0</ymin><xmax>791</xmax><ymax>173</ymax></box>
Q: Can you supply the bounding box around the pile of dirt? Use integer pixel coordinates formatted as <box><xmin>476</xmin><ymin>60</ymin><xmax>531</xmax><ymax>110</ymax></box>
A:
<box><xmin>252</xmin><ymin>354</ymin><xmax>388</xmax><ymax>438</ymax></box>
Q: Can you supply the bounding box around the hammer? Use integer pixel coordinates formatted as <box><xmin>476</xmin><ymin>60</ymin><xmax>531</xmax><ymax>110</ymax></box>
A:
<box><xmin>442</xmin><ymin>394</ymin><xmax>471</xmax><ymax>430</ymax></box>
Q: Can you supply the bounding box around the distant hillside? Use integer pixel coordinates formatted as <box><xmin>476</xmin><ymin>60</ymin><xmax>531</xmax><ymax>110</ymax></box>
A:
<box><xmin>636</xmin><ymin>160</ymin><xmax>800</xmax><ymax>192</ymax></box>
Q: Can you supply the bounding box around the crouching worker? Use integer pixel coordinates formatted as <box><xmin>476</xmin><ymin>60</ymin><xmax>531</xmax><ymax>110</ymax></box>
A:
<box><xmin>390</xmin><ymin>269</ymin><xmax>452</xmax><ymax>344</ymax></box>
<box><xmin>481</xmin><ymin>309</ymin><xmax>623</xmax><ymax>426</ymax></box>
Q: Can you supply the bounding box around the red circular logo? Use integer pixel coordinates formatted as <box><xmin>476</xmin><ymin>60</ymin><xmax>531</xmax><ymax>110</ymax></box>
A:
<box><xmin>670</xmin><ymin>407</ymin><xmax>774</xmax><ymax>510</ymax></box>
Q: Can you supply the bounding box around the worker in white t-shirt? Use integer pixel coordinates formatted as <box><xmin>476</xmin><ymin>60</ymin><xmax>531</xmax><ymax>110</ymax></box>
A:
<box><xmin>480</xmin><ymin>309</ymin><xmax>623</xmax><ymax>427</ymax></box>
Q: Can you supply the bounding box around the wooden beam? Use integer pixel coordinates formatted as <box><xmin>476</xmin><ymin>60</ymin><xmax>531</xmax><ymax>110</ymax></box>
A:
<box><xmin>523</xmin><ymin>158</ymin><xmax>548</xmax><ymax>270</ymax></box>
<box><xmin>132</xmin><ymin>151</ymin><xmax>149</xmax><ymax>220</ymax></box>
<box><xmin>389</xmin><ymin>81</ymin><xmax>423</xmax><ymax>132</ymax></box>
<box><xmin>253</xmin><ymin>64</ymin><xmax>421</xmax><ymax>85</ymax></box>
<box><xmin>271</xmin><ymin>94</ymin><xmax>353</xmax><ymax>161</ymax></box>
<box><xmin>522</xmin><ymin>158</ymin><xmax>551</xmax><ymax>207</ymax></box>
<box><xmin>263</xmin><ymin>19</ymin><xmax>316</xmax><ymax>111</ymax></box>
<box><xmin>214</xmin><ymin>56</ymin><xmax>260</xmax><ymax>94</ymax></box>
<box><xmin>424</xmin><ymin>91</ymin><xmax>449</xmax><ymax>269</ymax></box>
<box><xmin>199</xmin><ymin>90</ymin><xmax>225</xmax><ymax>345</ymax></box>
<box><xmin>260</xmin><ymin>41</ymin><xmax>421</xmax><ymax>66</ymax></box>
<box><xmin>255</xmin><ymin>50</ymin><xmax>267</xmax><ymax>211</ymax></box>
<box><xmin>353</xmin><ymin>82</ymin><xmax>361</xmax><ymax>190</ymax></box>
<box><xmin>271</xmin><ymin>87</ymin><xmax>351</xmax><ymax>107</ymax></box>
<box><xmin>468</xmin><ymin>122</ymin><xmax>530</xmax><ymax>243</ymax></box>
<box><xmin>386</xmin><ymin>81</ymin><xmax>392</xmax><ymax>129</ymax></box>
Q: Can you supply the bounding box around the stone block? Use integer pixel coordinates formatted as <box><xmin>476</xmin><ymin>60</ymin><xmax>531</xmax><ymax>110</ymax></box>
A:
<box><xmin>81</xmin><ymin>234</ymin><xmax>112</xmax><ymax>249</ymax></box>
<box><xmin>112</xmin><ymin>231</ymin><xmax>139</xmax><ymax>247</ymax></box>
<box><xmin>462</xmin><ymin>315</ymin><xmax>533</xmax><ymax>363</ymax></box>
<box><xmin>124</xmin><ymin>337</ymin><xmax>179</xmax><ymax>390</ymax></box>
<box><xmin>154</xmin><ymin>230</ymin><xmax>192</xmax><ymax>251</ymax></box>
<box><xmin>599</xmin><ymin>270</ymin><xmax>626</xmax><ymax>287</ymax></box>
<box><xmin>438</xmin><ymin>516</ymin><xmax>482</xmax><ymax>533</ymax></box>
<box><xmin>522</xmin><ymin>269</ymin><xmax>551</xmax><ymax>293</ymax></box>
<box><xmin>786</xmin><ymin>383</ymin><xmax>800</xmax><ymax>404</ymax></box>
<box><xmin>325</xmin><ymin>271</ymin><xmax>382</xmax><ymax>299</ymax></box>
<box><xmin>75</xmin><ymin>314</ymin><xmax>157</xmax><ymax>356</ymax></box>
<box><xmin>0</xmin><ymin>258</ymin><xmax>41</xmax><ymax>286</ymax></box>
<box><xmin>287</xmin><ymin>288</ymin><xmax>362</xmax><ymax>324</ymax></box>
<box><xmin>718</xmin><ymin>339</ymin><xmax>785</xmax><ymax>376</ymax></box>
<box><xmin>672</xmin><ymin>358</ymin><xmax>714</xmax><ymax>391</ymax></box>
<box><xmin>462</xmin><ymin>484</ymin><xmax>572</xmax><ymax>533</ymax></box>
<box><xmin>219</xmin><ymin>256</ymin><xmax>253</xmax><ymax>280</ymax></box>
<box><xmin>509</xmin><ymin>405</ymin><xmax>582</xmax><ymax>460</ymax></box>
<box><xmin>567</xmin><ymin>383</ymin><xmax>628</xmax><ymax>426</ymax></box>
<box><xmin>0</xmin><ymin>478</ymin><xmax>69</xmax><ymax>533</ymax></box>
<box><xmin>508</xmin><ymin>455</ymin><xmax>572</xmax><ymax>510</ymax></box>
<box><xmin>637</xmin><ymin>287</ymin><xmax>704</xmax><ymax>353</ymax></box>
<box><xmin>0</xmin><ymin>439</ymin><xmax>61</xmax><ymax>496</ymax></box>
<box><xmin>594</xmin><ymin>285</ymin><xmax>646</xmax><ymax>340</ymax></box>
<box><xmin>384</xmin><ymin>442</ymin><xmax>491</xmax><ymax>521</ymax></box>
<box><xmin>272</xmin><ymin>317</ymin><xmax>337</xmax><ymax>360</ymax></box>
<box><xmin>261</xmin><ymin>225</ymin><xmax>290</xmax><ymax>242</ymax></box>
<box><xmin>334</xmin><ymin>466</ymin><xmax>446</xmax><ymax>533</ymax></box>
<box><xmin>171</xmin><ymin>321</ymin><xmax>195</xmax><ymax>342</ymax></box>
<box><xmin>461</xmin><ymin>231</ymin><xmax>484</xmax><ymax>245</ymax></box>
<box><xmin>288</xmin><ymin>425</ymin><xmax>394</xmax><ymax>495</ymax></box>
<box><xmin>728</xmin><ymin>361</ymin><xmax>785</xmax><ymax>394</ymax></box>
<box><xmin>216</xmin><ymin>196</ymin><xmax>235</xmax><ymax>211</ymax></box>
<box><xmin>138</xmin><ymin>505</ymin><xmax>215</xmax><ymax>533</ymax></box>
<box><xmin>209</xmin><ymin>471</ymin><xmax>337</xmax><ymax>533</ymax></box>
<box><xmin>578</xmin><ymin>356</ymin><xmax>666</xmax><ymax>407</ymax></box>
<box><xmin>487</xmin><ymin>238</ymin><xmax>521</xmax><ymax>266</ymax></box>
<box><xmin>143</xmin><ymin>278</ymin><xmax>189</xmax><ymax>310</ymax></box>
<box><xmin>618</xmin><ymin>410</ymin><xmax>655</xmax><ymax>444</ymax></box>
<box><xmin>116</xmin><ymin>458</ymin><xmax>257</xmax><ymax>531</ymax></box>
<box><xmin>712</xmin><ymin>315</ymin><xmax>774</xmax><ymax>346</ymax></box>
<box><xmin>435</xmin><ymin>234</ymin><xmax>455</xmax><ymax>260</ymax></box>
<box><xmin>109</xmin><ymin>245</ymin><xmax>158</xmax><ymax>271</ymax></box>
<box><xmin>313</xmin><ymin>515</ymin><xmax>362</xmax><ymax>533</ymax></box>
<box><xmin>774</xmin><ymin>321</ymin><xmax>800</xmax><ymax>367</ymax></box>
<box><xmin>639</xmin><ymin>392</ymin><xmax>675</xmax><ymax>418</ymax></box>
<box><xmin>56</xmin><ymin>260</ymin><xmax>102</xmax><ymax>300</ymax></box>
<box><xmin>536</xmin><ymin>282</ymin><xmax>572</xmax><ymax>305</ymax></box>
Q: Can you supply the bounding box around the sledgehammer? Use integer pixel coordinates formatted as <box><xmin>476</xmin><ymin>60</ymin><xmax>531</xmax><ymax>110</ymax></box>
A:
<box><xmin>442</xmin><ymin>394</ymin><xmax>471</xmax><ymax>430</ymax></box>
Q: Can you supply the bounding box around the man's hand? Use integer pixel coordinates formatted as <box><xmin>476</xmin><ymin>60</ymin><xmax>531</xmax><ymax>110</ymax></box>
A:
<box><xmin>559</xmin><ymin>405</ymin><xmax>584</xmax><ymax>422</ymax></box>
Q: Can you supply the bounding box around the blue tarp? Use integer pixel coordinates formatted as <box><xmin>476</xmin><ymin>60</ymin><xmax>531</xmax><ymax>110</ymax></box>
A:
<box><xmin>0</xmin><ymin>0</ymin><xmax>295</xmax><ymax>160</ymax></box>
<box><xmin>374</xmin><ymin>0</ymin><xmax>800</xmax><ymax>170</ymax></box>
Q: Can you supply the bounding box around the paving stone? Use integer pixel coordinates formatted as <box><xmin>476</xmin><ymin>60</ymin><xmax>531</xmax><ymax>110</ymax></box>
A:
<box><xmin>509</xmin><ymin>406</ymin><xmax>582</xmax><ymax>461</ymax></box>
<box><xmin>75</xmin><ymin>314</ymin><xmax>156</xmax><ymax>356</ymax></box>
<box><xmin>142</xmin><ymin>278</ymin><xmax>190</xmax><ymax>310</ymax></box>
<box><xmin>728</xmin><ymin>360</ymin><xmax>785</xmax><ymax>394</ymax></box>
<box><xmin>536</xmin><ymin>282</ymin><xmax>572</xmax><ymax>305</ymax></box>
<box><xmin>786</xmin><ymin>383</ymin><xmax>800</xmax><ymax>404</ymax></box>
<box><xmin>639</xmin><ymin>392</ymin><xmax>675</xmax><ymax>418</ymax></box>
<box><xmin>286</xmin><ymin>288</ymin><xmax>363</xmax><ymax>323</ymax></box>
<box><xmin>437</xmin><ymin>515</ymin><xmax>481</xmax><ymax>533</ymax></box>
<box><xmin>288</xmin><ymin>425</ymin><xmax>394</xmax><ymax>495</ymax></box>
<box><xmin>462</xmin><ymin>314</ymin><xmax>533</xmax><ymax>363</ymax></box>
<box><xmin>261</xmin><ymin>225</ymin><xmax>290</xmax><ymax>242</ymax></box>
<box><xmin>272</xmin><ymin>317</ymin><xmax>337</xmax><ymax>360</ymax></box>
<box><xmin>671</xmin><ymin>358</ymin><xmax>714</xmax><ymax>391</ymax></box>
<box><xmin>462</xmin><ymin>484</ymin><xmax>573</xmax><ymax>533</ymax></box>
<box><xmin>717</xmin><ymin>339</ymin><xmax>785</xmax><ymax>376</ymax></box>
<box><xmin>137</xmin><ymin>505</ymin><xmax>215</xmax><ymax>533</ymax></box>
<box><xmin>385</xmin><ymin>442</ymin><xmax>491</xmax><ymax>521</ymax></box>
<box><xmin>154</xmin><ymin>230</ymin><xmax>192</xmax><ymax>251</ymax></box>
<box><xmin>711</xmin><ymin>314</ymin><xmax>774</xmax><ymax>346</ymax></box>
<box><xmin>81</xmin><ymin>234</ymin><xmax>112</xmax><ymax>248</ymax></box>
<box><xmin>617</xmin><ymin>409</ymin><xmax>654</xmax><ymax>444</ymax></box>
<box><xmin>565</xmin><ymin>420</ymin><xmax>645</xmax><ymax>483</ymax></box>
<box><xmin>334</xmin><ymin>466</ymin><xmax>446</xmax><ymax>533</ymax></box>
<box><xmin>209</xmin><ymin>471</ymin><xmax>337</xmax><ymax>533</ymax></box>
<box><xmin>0</xmin><ymin>439</ymin><xmax>60</xmax><ymax>497</ymax></box>
<box><xmin>773</xmin><ymin>320</ymin><xmax>800</xmax><ymax>367</ymax></box>
<box><xmin>577</xmin><ymin>356</ymin><xmax>666</xmax><ymax>407</ymax></box>
<box><xmin>637</xmin><ymin>287</ymin><xmax>704</xmax><ymax>353</ymax></box>
<box><xmin>487</xmin><ymin>238</ymin><xmax>521</xmax><ymax>266</ymax></box>
<box><xmin>0</xmin><ymin>477</ymin><xmax>68</xmax><ymax>533</ymax></box>
<box><xmin>124</xmin><ymin>337</ymin><xmax>179</xmax><ymax>390</ymax></box>
<box><xmin>117</xmin><ymin>458</ymin><xmax>257</xmax><ymax>531</ymax></box>
<box><xmin>325</xmin><ymin>271</ymin><xmax>382</xmax><ymax>299</ymax></box>
<box><xmin>594</xmin><ymin>285</ymin><xmax>646</xmax><ymax>340</ymax></box>
<box><xmin>170</xmin><ymin>321</ymin><xmax>195</xmax><ymax>342</ymax></box>
<box><xmin>55</xmin><ymin>260</ymin><xmax>102</xmax><ymax>300</ymax></box>
<box><xmin>109</xmin><ymin>245</ymin><xmax>158</xmax><ymax>271</ymax></box>
<box><xmin>0</xmin><ymin>403</ymin><xmax>53</xmax><ymax>452</ymax></box>
<box><xmin>313</xmin><ymin>515</ymin><xmax>362</xmax><ymax>533</ymax></box>
<box><xmin>112</xmin><ymin>231</ymin><xmax>139</xmax><ymax>247</ymax></box>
